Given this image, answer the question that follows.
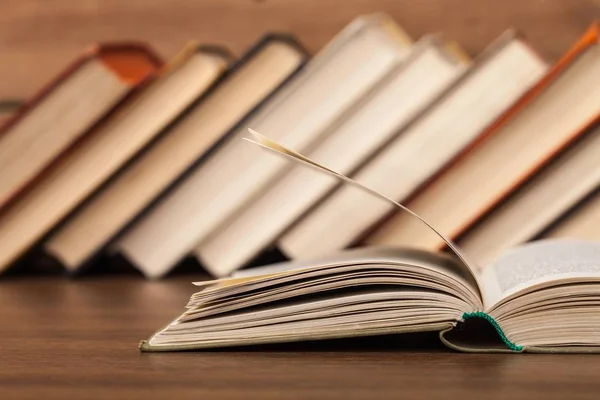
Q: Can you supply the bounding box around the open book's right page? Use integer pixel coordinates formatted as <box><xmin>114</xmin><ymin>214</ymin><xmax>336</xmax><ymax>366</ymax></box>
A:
<box><xmin>436</xmin><ymin>239</ymin><xmax>600</xmax><ymax>353</ymax></box>
<box><xmin>479</xmin><ymin>239</ymin><xmax>600</xmax><ymax>310</ymax></box>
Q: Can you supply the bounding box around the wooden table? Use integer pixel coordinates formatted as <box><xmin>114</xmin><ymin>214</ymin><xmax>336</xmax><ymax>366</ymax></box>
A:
<box><xmin>2</xmin><ymin>275</ymin><xmax>600</xmax><ymax>399</ymax></box>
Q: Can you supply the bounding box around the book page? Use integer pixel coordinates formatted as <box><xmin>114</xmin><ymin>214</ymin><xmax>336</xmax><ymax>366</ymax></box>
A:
<box><xmin>243</xmin><ymin>130</ymin><xmax>484</xmax><ymax>299</ymax></box>
<box><xmin>231</xmin><ymin>246</ymin><xmax>480</xmax><ymax>296</ymax></box>
<box><xmin>479</xmin><ymin>239</ymin><xmax>600</xmax><ymax>309</ymax></box>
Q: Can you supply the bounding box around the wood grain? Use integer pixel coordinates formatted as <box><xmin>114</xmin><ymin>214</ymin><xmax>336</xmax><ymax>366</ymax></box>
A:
<box><xmin>1</xmin><ymin>276</ymin><xmax>600</xmax><ymax>399</ymax></box>
<box><xmin>1</xmin><ymin>0</ymin><xmax>598</xmax><ymax>99</ymax></box>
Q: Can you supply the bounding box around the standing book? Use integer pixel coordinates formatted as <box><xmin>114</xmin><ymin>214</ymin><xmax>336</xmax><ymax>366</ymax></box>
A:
<box><xmin>0</xmin><ymin>43</ymin><xmax>161</xmax><ymax>210</ymax></box>
<box><xmin>42</xmin><ymin>35</ymin><xmax>306</xmax><ymax>274</ymax></box>
<box><xmin>140</xmin><ymin>132</ymin><xmax>600</xmax><ymax>353</ymax></box>
<box><xmin>365</xmin><ymin>22</ymin><xmax>600</xmax><ymax>251</ymax></box>
<box><xmin>458</xmin><ymin>119</ymin><xmax>600</xmax><ymax>265</ymax></box>
<box><xmin>115</xmin><ymin>13</ymin><xmax>413</xmax><ymax>278</ymax></box>
<box><xmin>0</xmin><ymin>44</ymin><xmax>229</xmax><ymax>273</ymax></box>
<box><xmin>279</xmin><ymin>31</ymin><xmax>548</xmax><ymax>260</ymax></box>
<box><xmin>195</xmin><ymin>36</ymin><xmax>470</xmax><ymax>276</ymax></box>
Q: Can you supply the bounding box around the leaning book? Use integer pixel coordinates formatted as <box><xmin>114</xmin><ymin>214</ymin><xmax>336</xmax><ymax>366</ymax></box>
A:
<box><xmin>139</xmin><ymin>131</ymin><xmax>600</xmax><ymax>353</ymax></box>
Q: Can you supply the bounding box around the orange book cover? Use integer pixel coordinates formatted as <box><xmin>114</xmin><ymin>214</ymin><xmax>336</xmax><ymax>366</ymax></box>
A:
<box><xmin>0</xmin><ymin>42</ymin><xmax>163</xmax><ymax>210</ymax></box>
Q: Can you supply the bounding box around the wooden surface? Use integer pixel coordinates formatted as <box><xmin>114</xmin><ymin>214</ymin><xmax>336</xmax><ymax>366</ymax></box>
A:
<box><xmin>1</xmin><ymin>275</ymin><xmax>600</xmax><ymax>399</ymax></box>
<box><xmin>2</xmin><ymin>0</ymin><xmax>599</xmax><ymax>98</ymax></box>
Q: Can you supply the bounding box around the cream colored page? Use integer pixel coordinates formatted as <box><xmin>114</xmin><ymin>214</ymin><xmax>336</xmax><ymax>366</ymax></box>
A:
<box><xmin>479</xmin><ymin>239</ymin><xmax>600</xmax><ymax>310</ymax></box>
<box><xmin>227</xmin><ymin>246</ymin><xmax>480</xmax><ymax>306</ymax></box>
<box><xmin>196</xmin><ymin>45</ymin><xmax>467</xmax><ymax>275</ymax></box>
<box><xmin>115</xmin><ymin>25</ymin><xmax>411</xmax><ymax>276</ymax></box>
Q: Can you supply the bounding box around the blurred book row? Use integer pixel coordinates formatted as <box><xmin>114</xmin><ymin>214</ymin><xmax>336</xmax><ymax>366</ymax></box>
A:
<box><xmin>0</xmin><ymin>14</ymin><xmax>598</xmax><ymax>279</ymax></box>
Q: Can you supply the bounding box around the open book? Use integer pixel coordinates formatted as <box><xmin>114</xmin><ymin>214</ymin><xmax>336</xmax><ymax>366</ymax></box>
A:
<box><xmin>139</xmin><ymin>131</ymin><xmax>600</xmax><ymax>353</ymax></box>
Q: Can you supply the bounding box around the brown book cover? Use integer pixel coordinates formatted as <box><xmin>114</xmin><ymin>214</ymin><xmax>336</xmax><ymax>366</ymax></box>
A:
<box><xmin>0</xmin><ymin>42</ymin><xmax>163</xmax><ymax>210</ymax></box>
<box><xmin>365</xmin><ymin>22</ymin><xmax>599</xmax><ymax>248</ymax></box>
